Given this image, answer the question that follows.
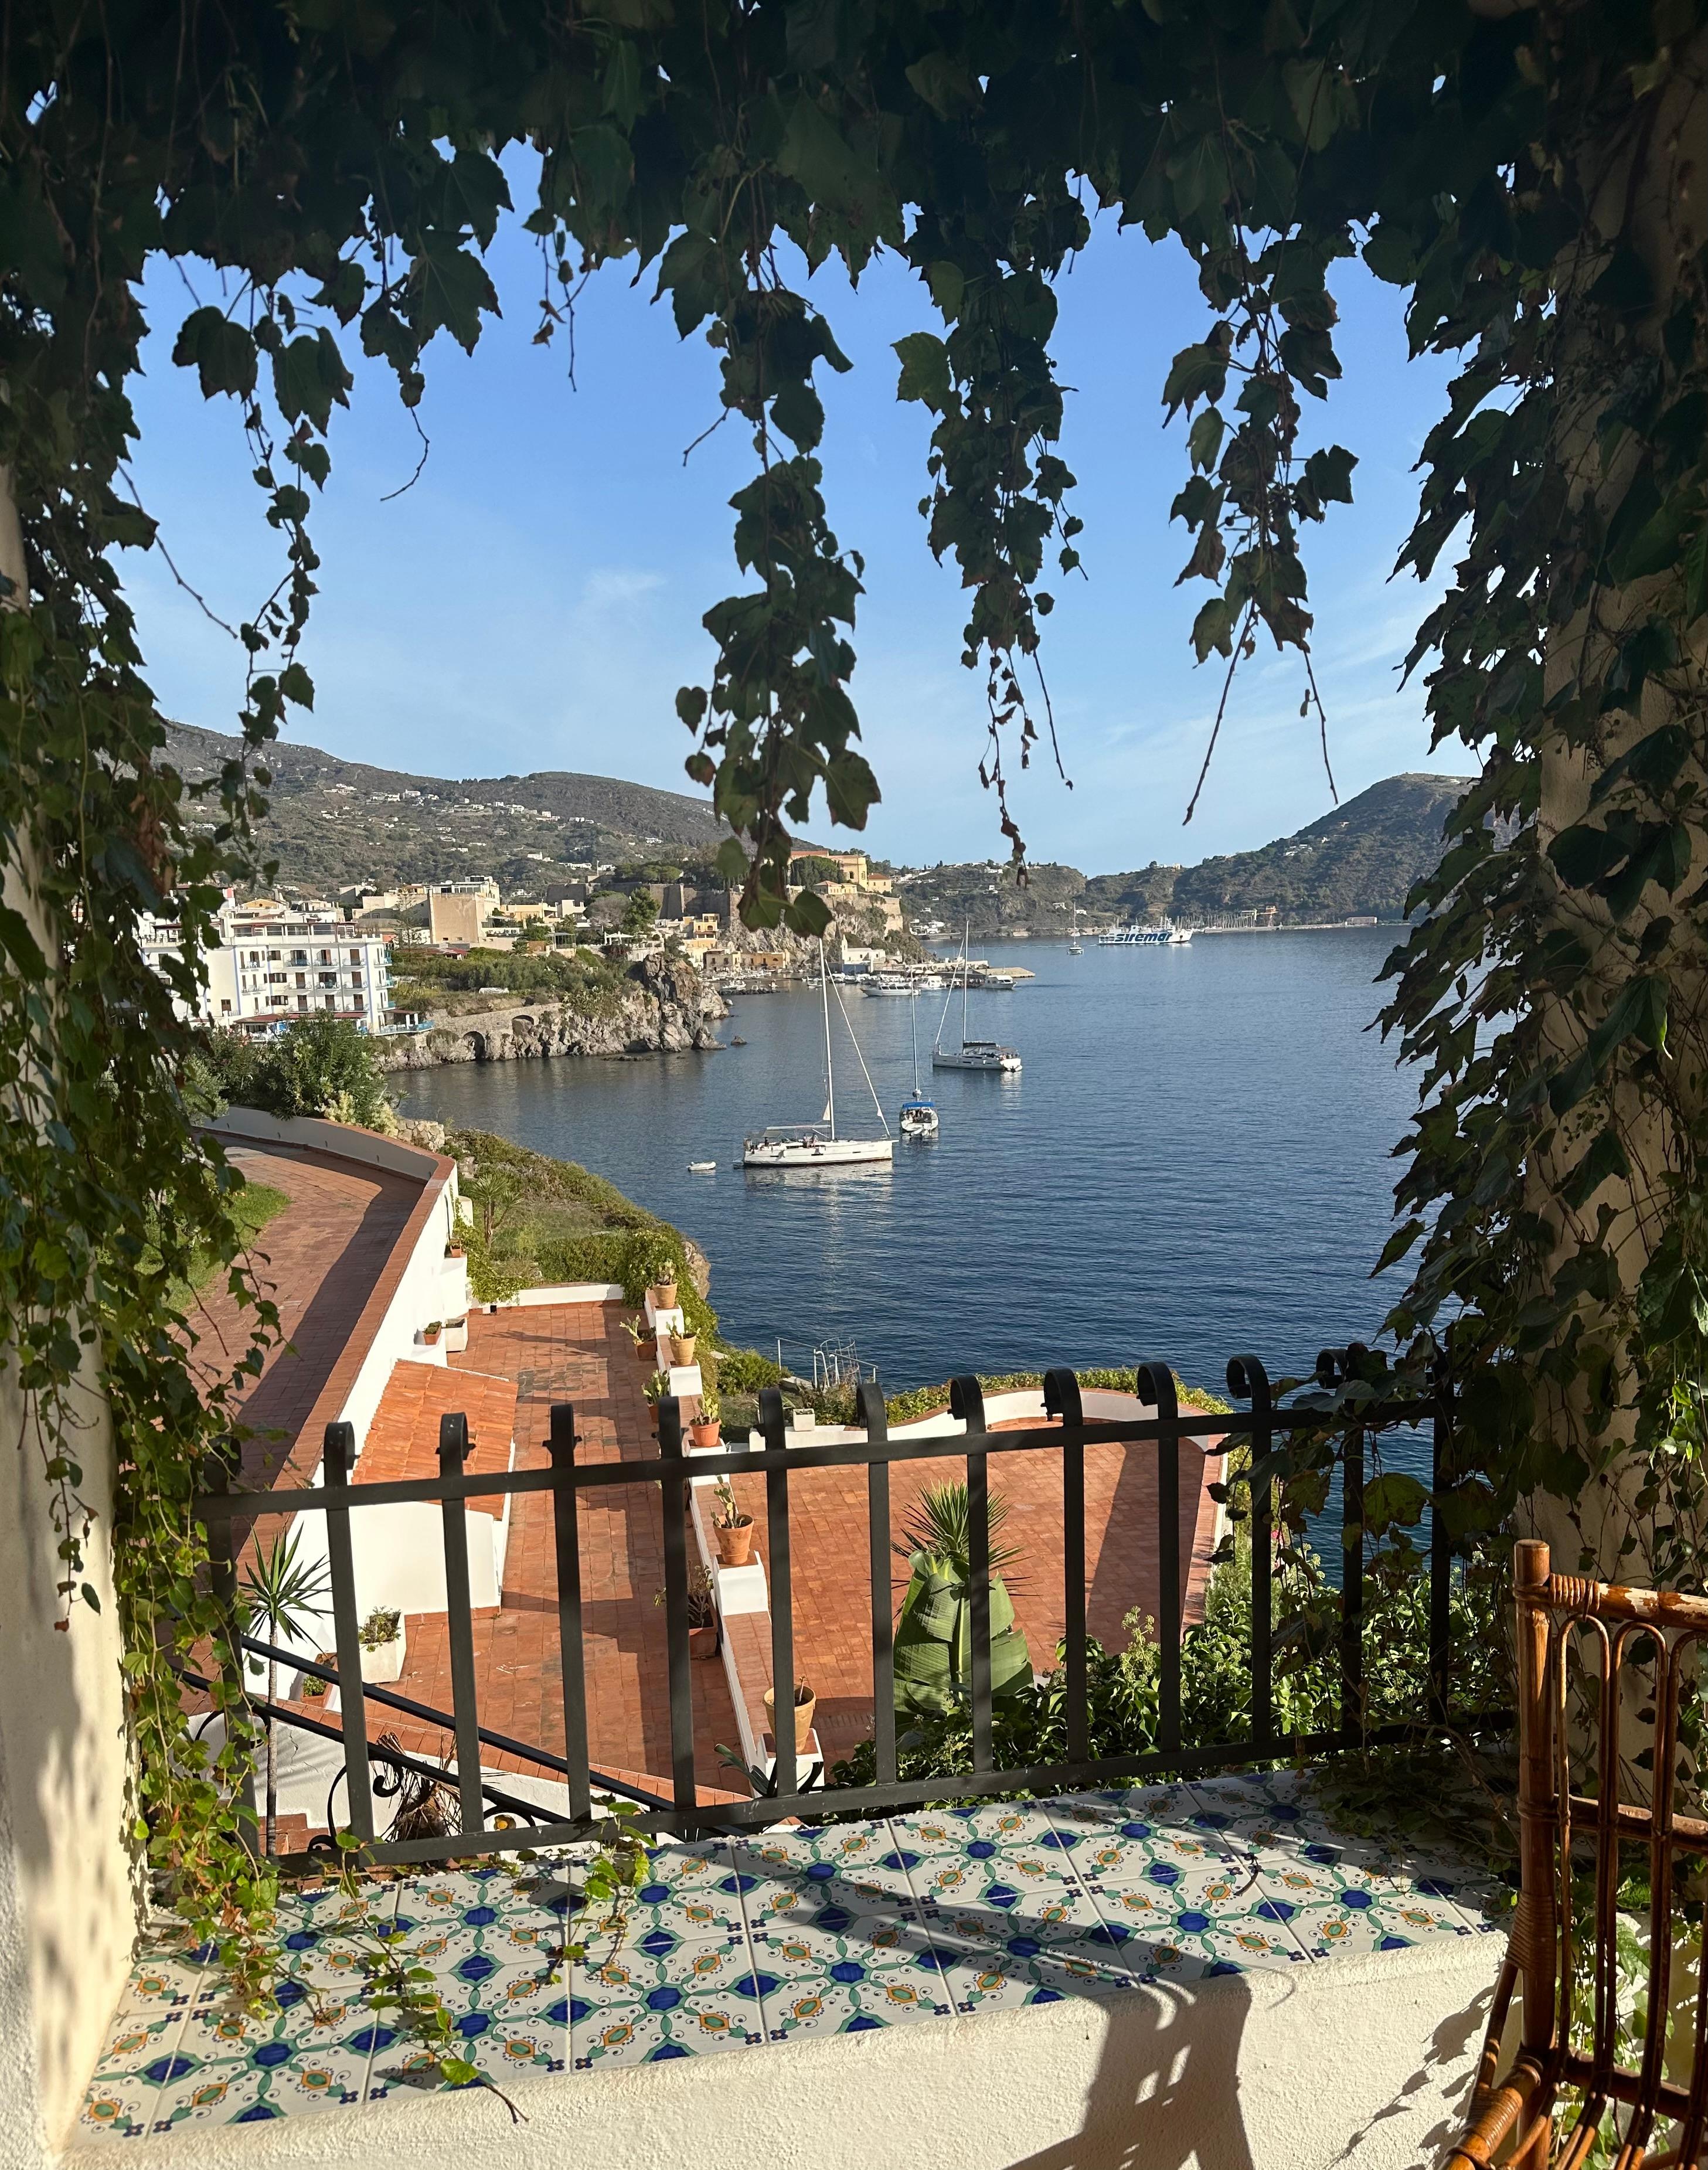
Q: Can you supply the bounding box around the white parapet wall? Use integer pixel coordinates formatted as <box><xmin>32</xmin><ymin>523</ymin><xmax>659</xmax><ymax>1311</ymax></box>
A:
<box><xmin>59</xmin><ymin>1932</ymin><xmax>1499</xmax><ymax>2170</ymax></box>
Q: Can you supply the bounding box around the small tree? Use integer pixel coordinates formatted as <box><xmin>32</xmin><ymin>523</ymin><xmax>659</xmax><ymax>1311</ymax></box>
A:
<box><xmin>620</xmin><ymin>888</ymin><xmax>660</xmax><ymax>936</ymax></box>
<box><xmin>241</xmin><ymin>1530</ymin><xmax>331</xmax><ymax>1855</ymax></box>
<box><xmin>892</xmin><ymin>1482</ymin><xmax>1032</xmax><ymax>1722</ymax></box>
<box><xmin>275</xmin><ymin>1013</ymin><xmax>393</xmax><ymax>1129</ymax></box>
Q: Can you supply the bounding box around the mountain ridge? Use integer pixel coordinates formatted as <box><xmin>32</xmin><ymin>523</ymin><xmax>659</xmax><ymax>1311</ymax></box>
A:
<box><xmin>161</xmin><ymin>721</ymin><xmax>729</xmax><ymax>890</ymax></box>
<box><xmin>897</xmin><ymin>771</ymin><xmax>1474</xmax><ymax>937</ymax></box>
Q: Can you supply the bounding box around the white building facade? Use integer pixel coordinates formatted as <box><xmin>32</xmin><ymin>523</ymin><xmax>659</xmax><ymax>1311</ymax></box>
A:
<box><xmin>142</xmin><ymin>897</ymin><xmax>393</xmax><ymax>1035</ymax></box>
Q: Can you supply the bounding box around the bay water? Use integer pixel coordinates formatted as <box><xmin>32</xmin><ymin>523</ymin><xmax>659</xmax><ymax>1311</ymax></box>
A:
<box><xmin>399</xmin><ymin>928</ymin><xmax>1422</xmax><ymax>1406</ymax></box>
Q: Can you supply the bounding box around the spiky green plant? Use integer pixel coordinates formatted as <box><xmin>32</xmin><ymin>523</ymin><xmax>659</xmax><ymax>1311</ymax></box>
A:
<box><xmin>892</xmin><ymin>1482</ymin><xmax>1032</xmax><ymax>1722</ymax></box>
<box><xmin>240</xmin><ymin>1529</ymin><xmax>331</xmax><ymax>1855</ymax></box>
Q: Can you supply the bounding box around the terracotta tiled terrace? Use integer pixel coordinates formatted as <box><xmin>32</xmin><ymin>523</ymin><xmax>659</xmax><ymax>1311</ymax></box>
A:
<box><xmin>709</xmin><ymin>1410</ymin><xmax>1224</xmax><ymax>1760</ymax></box>
<box><xmin>367</xmin><ymin>1302</ymin><xmax>1223</xmax><ymax>1794</ymax></box>
<box><xmin>379</xmin><ymin>1302</ymin><xmax>742</xmax><ymax>1801</ymax></box>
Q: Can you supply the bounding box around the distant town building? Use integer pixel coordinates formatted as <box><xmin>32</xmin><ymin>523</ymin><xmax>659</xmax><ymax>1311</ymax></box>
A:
<box><xmin>140</xmin><ymin>897</ymin><xmax>392</xmax><ymax>1035</ymax></box>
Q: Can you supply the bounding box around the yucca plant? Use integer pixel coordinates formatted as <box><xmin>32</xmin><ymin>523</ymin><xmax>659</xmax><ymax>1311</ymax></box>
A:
<box><xmin>892</xmin><ymin>1482</ymin><xmax>1032</xmax><ymax>1722</ymax></box>
<box><xmin>240</xmin><ymin>1528</ymin><xmax>331</xmax><ymax>1855</ymax></box>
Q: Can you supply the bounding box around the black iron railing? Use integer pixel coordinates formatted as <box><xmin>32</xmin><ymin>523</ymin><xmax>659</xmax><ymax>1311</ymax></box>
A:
<box><xmin>191</xmin><ymin>1349</ymin><xmax>1498</xmax><ymax>1868</ymax></box>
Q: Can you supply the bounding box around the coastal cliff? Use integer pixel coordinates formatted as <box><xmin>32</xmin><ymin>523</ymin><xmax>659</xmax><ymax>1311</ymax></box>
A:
<box><xmin>379</xmin><ymin>954</ymin><xmax>727</xmax><ymax>1070</ymax></box>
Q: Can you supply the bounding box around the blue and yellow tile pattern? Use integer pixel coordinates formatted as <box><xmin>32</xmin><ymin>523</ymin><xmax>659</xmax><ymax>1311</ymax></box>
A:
<box><xmin>76</xmin><ymin>1771</ymin><xmax>1507</xmax><ymax>2137</ymax></box>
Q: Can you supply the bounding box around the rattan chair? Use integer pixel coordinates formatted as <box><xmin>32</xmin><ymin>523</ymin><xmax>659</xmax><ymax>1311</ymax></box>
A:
<box><xmin>1444</xmin><ymin>1538</ymin><xmax>1708</xmax><ymax>2169</ymax></box>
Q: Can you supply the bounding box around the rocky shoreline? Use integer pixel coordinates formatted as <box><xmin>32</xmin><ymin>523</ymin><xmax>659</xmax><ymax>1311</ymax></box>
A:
<box><xmin>377</xmin><ymin>954</ymin><xmax>728</xmax><ymax>1070</ymax></box>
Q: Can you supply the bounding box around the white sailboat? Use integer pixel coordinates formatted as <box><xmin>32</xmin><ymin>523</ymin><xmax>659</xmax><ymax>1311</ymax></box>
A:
<box><xmin>932</xmin><ymin>922</ymin><xmax>1020</xmax><ymax>1072</ymax></box>
<box><xmin>743</xmin><ymin>942</ymin><xmax>894</xmax><ymax>1168</ymax></box>
<box><xmin>1068</xmin><ymin>902</ymin><xmax>1083</xmax><ymax>954</ymax></box>
<box><xmin>900</xmin><ymin>982</ymin><xmax>938</xmax><ymax>1136</ymax></box>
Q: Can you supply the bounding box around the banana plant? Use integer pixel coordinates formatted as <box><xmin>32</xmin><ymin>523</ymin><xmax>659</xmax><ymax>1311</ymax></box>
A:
<box><xmin>892</xmin><ymin>1482</ymin><xmax>1032</xmax><ymax>1722</ymax></box>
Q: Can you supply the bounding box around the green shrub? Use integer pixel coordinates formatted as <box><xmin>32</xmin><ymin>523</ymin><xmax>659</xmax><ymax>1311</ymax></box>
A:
<box><xmin>713</xmin><ymin>1345</ymin><xmax>786</xmax><ymax>1394</ymax></box>
<box><xmin>192</xmin><ymin>1015</ymin><xmax>394</xmax><ymax>1130</ymax></box>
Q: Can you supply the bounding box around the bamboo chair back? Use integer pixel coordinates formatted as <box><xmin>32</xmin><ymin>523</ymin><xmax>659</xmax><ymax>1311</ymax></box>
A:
<box><xmin>1445</xmin><ymin>1539</ymin><xmax>1708</xmax><ymax>2169</ymax></box>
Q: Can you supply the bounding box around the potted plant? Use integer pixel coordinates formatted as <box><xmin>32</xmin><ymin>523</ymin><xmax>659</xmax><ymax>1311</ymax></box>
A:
<box><xmin>655</xmin><ymin>1567</ymin><xmax>720</xmax><ymax>1659</ymax></box>
<box><xmin>357</xmin><ymin>1606</ymin><xmax>406</xmax><ymax>1683</ymax></box>
<box><xmin>641</xmin><ymin>1239</ymin><xmax>678</xmax><ymax>1312</ymax></box>
<box><xmin>299</xmin><ymin>1661</ymin><xmax>330</xmax><ymax>1704</ymax></box>
<box><xmin>445</xmin><ymin>1241</ymin><xmax>465</xmax><ymax>1259</ymax></box>
<box><xmin>620</xmin><ymin>1313</ymin><xmax>652</xmax><ymax>1364</ymax></box>
<box><xmin>669</xmin><ymin>1327</ymin><xmax>697</xmax><ymax>1366</ymax></box>
<box><xmin>443</xmin><ymin>1316</ymin><xmax>468</xmax><ymax>1353</ymax></box>
<box><xmin>712</xmin><ymin>1477</ymin><xmax>754</xmax><ymax>1567</ymax></box>
<box><xmin>689</xmin><ymin>1386</ymin><xmax>721</xmax><ymax>1451</ymax></box>
<box><xmin>643</xmin><ymin>1368</ymin><xmax>669</xmax><ymax>1436</ymax></box>
<box><xmin>763</xmin><ymin>1679</ymin><xmax>817</xmax><ymax>1755</ymax></box>
<box><xmin>421</xmin><ymin>1320</ymin><xmax>442</xmax><ymax>1346</ymax></box>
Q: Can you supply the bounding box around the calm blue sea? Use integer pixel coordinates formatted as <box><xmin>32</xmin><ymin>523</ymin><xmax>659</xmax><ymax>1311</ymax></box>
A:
<box><xmin>398</xmin><ymin>928</ymin><xmax>1421</xmax><ymax>1405</ymax></box>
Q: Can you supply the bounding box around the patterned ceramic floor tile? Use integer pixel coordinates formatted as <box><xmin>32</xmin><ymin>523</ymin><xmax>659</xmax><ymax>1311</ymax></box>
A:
<box><xmin>112</xmin><ymin>1932</ymin><xmax>219</xmax><ymax>2021</ymax></box>
<box><xmin>889</xmin><ymin>1802</ymin><xmax>1093</xmax><ymax>1911</ymax></box>
<box><xmin>1187</xmin><ymin>1771</ymin><xmax>1478</xmax><ymax>1958</ymax></box>
<box><xmin>75</xmin><ymin>2013</ymin><xmax>198</xmax><ymax>2141</ymax></box>
<box><xmin>1071</xmin><ymin>1838</ymin><xmax>1314</xmax><ymax>1982</ymax></box>
<box><xmin>1042</xmin><ymin>1785</ymin><xmax>1237</xmax><ymax>1890</ymax></box>
<box><xmin>733</xmin><ymin>1819</ymin><xmax>923</xmax><ymax>1933</ymax></box>
<box><xmin>622</xmin><ymin>1838</ymin><xmax>752</xmax><ymax>1948</ymax></box>
<box><xmin>570</xmin><ymin>1931</ymin><xmax>763</xmax><ymax>2069</ymax></box>
<box><xmin>744</xmin><ymin>1883</ymin><xmax>954</xmax><ymax>2042</ymax></box>
<box><xmin>149</xmin><ymin>1996</ymin><xmax>376</xmax><ymax>2129</ymax></box>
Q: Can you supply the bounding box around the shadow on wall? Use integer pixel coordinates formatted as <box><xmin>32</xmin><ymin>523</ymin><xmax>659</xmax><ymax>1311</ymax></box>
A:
<box><xmin>1005</xmin><ymin>1977</ymin><xmax>1259</xmax><ymax>2170</ymax></box>
<box><xmin>998</xmin><ymin>1960</ymin><xmax>1492</xmax><ymax>2170</ymax></box>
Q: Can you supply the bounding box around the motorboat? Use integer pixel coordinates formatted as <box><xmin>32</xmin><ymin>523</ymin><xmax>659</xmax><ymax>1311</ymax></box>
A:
<box><xmin>743</xmin><ymin>942</ymin><xmax>894</xmax><ymax>1168</ymax></box>
<box><xmin>689</xmin><ymin>1161</ymin><xmax>717</xmax><ymax>1172</ymax></box>
<box><xmin>933</xmin><ymin>921</ymin><xmax>1020</xmax><ymax>1072</ymax></box>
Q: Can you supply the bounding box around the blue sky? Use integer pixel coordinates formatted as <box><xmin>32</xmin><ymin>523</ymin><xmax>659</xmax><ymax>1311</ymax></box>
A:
<box><xmin>123</xmin><ymin>187</ymin><xmax>1467</xmax><ymax>876</ymax></box>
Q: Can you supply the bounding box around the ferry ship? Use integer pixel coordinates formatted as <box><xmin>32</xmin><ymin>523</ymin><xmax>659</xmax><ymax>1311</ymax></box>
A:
<box><xmin>1098</xmin><ymin>922</ymin><xmax>1192</xmax><ymax>946</ymax></box>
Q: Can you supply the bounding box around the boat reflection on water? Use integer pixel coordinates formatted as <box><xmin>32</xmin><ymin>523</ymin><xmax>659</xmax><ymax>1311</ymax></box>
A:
<box><xmin>741</xmin><ymin>1159</ymin><xmax>895</xmax><ymax>1190</ymax></box>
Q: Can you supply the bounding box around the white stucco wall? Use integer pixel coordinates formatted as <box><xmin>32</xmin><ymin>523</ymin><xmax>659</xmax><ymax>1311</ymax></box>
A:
<box><xmin>55</xmin><ymin>1934</ymin><xmax>1499</xmax><ymax>2170</ymax></box>
<box><xmin>0</xmin><ymin>852</ymin><xmax>134</xmax><ymax>2169</ymax></box>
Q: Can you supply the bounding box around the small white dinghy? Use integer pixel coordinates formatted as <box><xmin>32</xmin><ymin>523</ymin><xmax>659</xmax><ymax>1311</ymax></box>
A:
<box><xmin>688</xmin><ymin>1161</ymin><xmax>717</xmax><ymax>1172</ymax></box>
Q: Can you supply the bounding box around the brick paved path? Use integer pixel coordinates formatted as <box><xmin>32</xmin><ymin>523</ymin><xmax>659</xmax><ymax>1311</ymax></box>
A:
<box><xmin>383</xmin><ymin>1304</ymin><xmax>741</xmax><ymax>1805</ymax></box>
<box><xmin>190</xmin><ymin>1141</ymin><xmax>422</xmax><ymax>1490</ymax></box>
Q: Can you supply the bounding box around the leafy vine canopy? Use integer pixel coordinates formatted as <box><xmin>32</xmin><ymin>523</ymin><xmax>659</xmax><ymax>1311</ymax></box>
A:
<box><xmin>5</xmin><ymin>0</ymin><xmax>1708</xmax><ymax>1964</ymax></box>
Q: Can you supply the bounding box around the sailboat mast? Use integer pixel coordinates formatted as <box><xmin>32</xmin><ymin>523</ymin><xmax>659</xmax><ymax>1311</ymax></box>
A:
<box><xmin>820</xmin><ymin>938</ymin><xmax>836</xmax><ymax>1138</ymax></box>
<box><xmin>961</xmin><ymin>919</ymin><xmax>970</xmax><ymax>1046</ymax></box>
<box><xmin>910</xmin><ymin>981</ymin><xmax>921</xmax><ymax>1094</ymax></box>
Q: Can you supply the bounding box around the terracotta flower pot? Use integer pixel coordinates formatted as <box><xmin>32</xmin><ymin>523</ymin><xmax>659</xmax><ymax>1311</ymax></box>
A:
<box><xmin>764</xmin><ymin>1688</ymin><xmax>816</xmax><ymax>1755</ymax></box>
<box><xmin>688</xmin><ymin>1623</ymin><xmax>720</xmax><ymax>1662</ymax></box>
<box><xmin>689</xmin><ymin>1419</ymin><xmax>720</xmax><ymax>1451</ymax></box>
<box><xmin>669</xmin><ymin>1334</ymin><xmax>696</xmax><ymax>1366</ymax></box>
<box><xmin>649</xmin><ymin>1280</ymin><xmax>678</xmax><ymax>1312</ymax></box>
<box><xmin>715</xmin><ymin>1521</ymin><xmax>754</xmax><ymax>1568</ymax></box>
<box><xmin>635</xmin><ymin>1339</ymin><xmax>654</xmax><ymax>1365</ymax></box>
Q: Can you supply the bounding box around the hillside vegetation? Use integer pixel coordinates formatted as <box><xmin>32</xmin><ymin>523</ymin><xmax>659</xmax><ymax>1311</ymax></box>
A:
<box><xmin>905</xmin><ymin>774</ymin><xmax>1472</xmax><ymax>937</ymax></box>
<box><xmin>162</xmin><ymin>722</ymin><xmax>729</xmax><ymax>892</ymax></box>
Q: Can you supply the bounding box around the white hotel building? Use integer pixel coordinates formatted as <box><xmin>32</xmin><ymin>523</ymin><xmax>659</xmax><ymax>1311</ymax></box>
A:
<box><xmin>142</xmin><ymin>896</ymin><xmax>393</xmax><ymax>1035</ymax></box>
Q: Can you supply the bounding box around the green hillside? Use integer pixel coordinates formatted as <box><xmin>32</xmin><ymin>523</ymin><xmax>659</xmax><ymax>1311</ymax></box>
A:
<box><xmin>1167</xmin><ymin>772</ymin><xmax>1471</xmax><ymax>925</ymax></box>
<box><xmin>899</xmin><ymin>773</ymin><xmax>1472</xmax><ymax>938</ymax></box>
<box><xmin>161</xmin><ymin>722</ymin><xmax>729</xmax><ymax>892</ymax></box>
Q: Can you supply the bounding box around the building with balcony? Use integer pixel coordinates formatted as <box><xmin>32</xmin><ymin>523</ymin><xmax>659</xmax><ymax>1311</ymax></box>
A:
<box><xmin>140</xmin><ymin>899</ymin><xmax>393</xmax><ymax>1035</ymax></box>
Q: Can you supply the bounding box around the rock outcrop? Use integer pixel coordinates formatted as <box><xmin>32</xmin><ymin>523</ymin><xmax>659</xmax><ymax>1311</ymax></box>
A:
<box><xmin>378</xmin><ymin>955</ymin><xmax>727</xmax><ymax>1071</ymax></box>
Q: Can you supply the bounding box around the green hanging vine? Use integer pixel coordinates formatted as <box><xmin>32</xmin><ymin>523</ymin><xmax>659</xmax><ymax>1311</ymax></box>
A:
<box><xmin>6</xmin><ymin>0</ymin><xmax>1708</xmax><ymax>2005</ymax></box>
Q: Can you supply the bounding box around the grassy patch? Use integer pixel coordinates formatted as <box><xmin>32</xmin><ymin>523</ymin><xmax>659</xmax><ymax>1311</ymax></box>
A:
<box><xmin>180</xmin><ymin>1181</ymin><xmax>291</xmax><ymax>1299</ymax></box>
